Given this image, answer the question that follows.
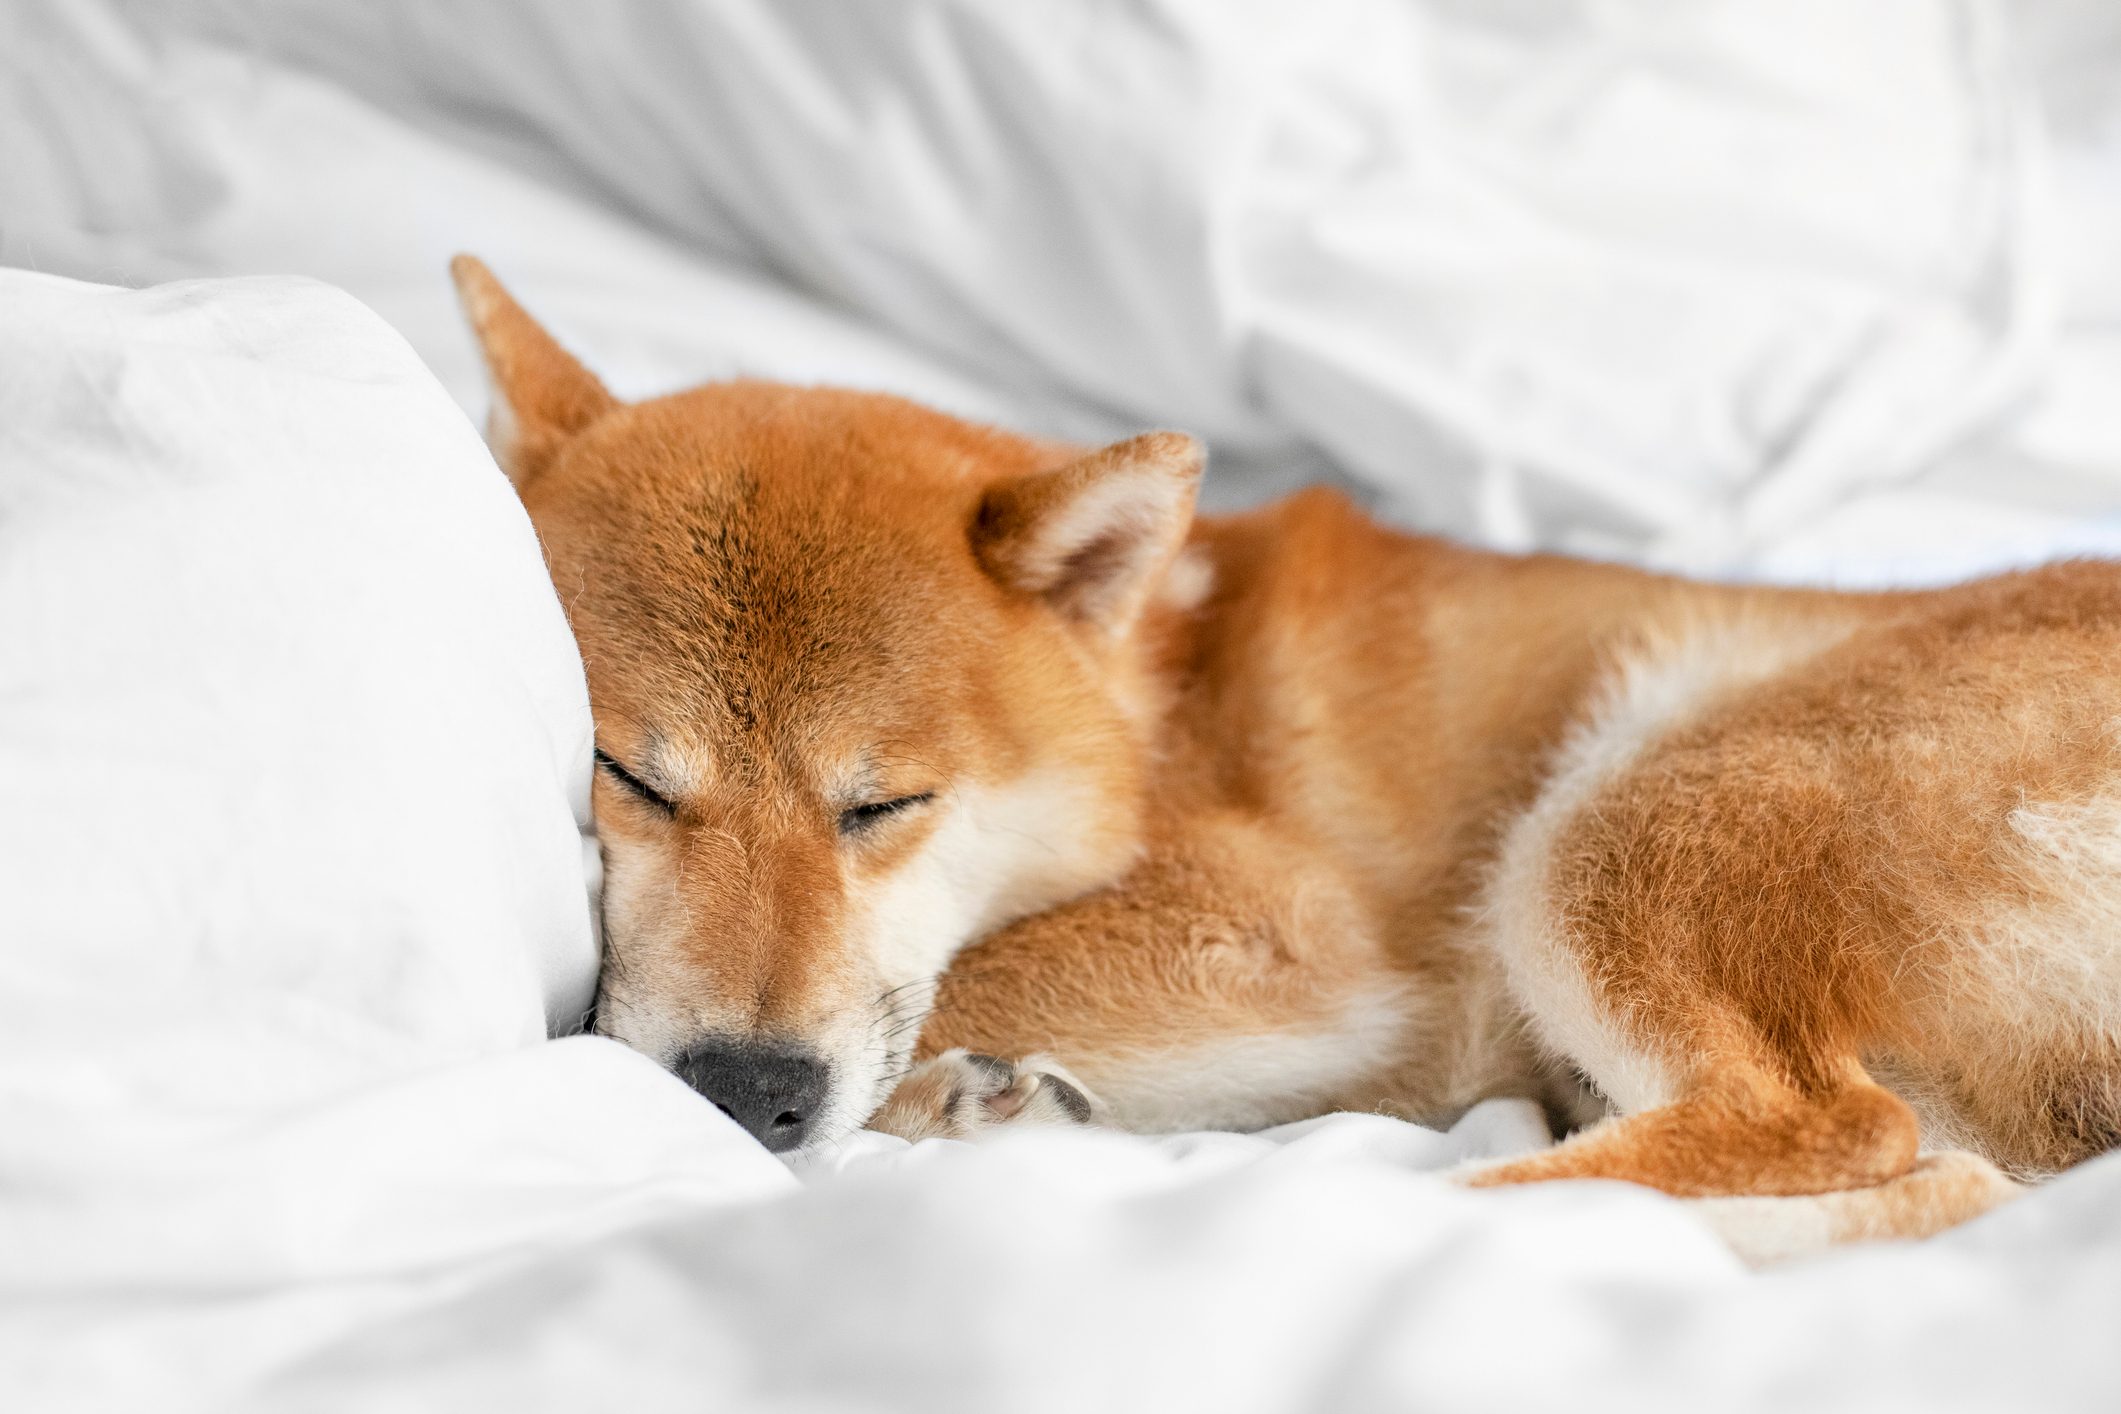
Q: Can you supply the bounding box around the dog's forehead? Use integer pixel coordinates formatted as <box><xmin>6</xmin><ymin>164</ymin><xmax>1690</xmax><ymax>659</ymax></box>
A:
<box><xmin>540</xmin><ymin>390</ymin><xmax>1020</xmax><ymax>774</ymax></box>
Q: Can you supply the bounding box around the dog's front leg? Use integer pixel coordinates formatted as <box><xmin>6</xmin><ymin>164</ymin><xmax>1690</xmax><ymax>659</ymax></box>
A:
<box><xmin>868</xmin><ymin>1049</ymin><xmax>1102</xmax><ymax>1141</ymax></box>
<box><xmin>865</xmin><ymin>822</ymin><xmax>1436</xmax><ymax>1139</ymax></box>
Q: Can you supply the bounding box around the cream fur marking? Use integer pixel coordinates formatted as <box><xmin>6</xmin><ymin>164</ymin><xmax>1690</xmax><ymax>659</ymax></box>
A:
<box><xmin>1157</xmin><ymin>545</ymin><xmax>1216</xmax><ymax>614</ymax></box>
<box><xmin>1688</xmin><ymin>1152</ymin><xmax>2023</xmax><ymax>1266</ymax></box>
<box><xmin>1089</xmin><ymin>987</ymin><xmax>1418</xmax><ymax>1133</ymax></box>
<box><xmin>1484</xmin><ymin>614</ymin><xmax>1859</xmax><ymax>1115</ymax></box>
<box><xmin>1877</xmin><ymin>789</ymin><xmax>2121</xmax><ymax>1167</ymax></box>
<box><xmin>818</xmin><ymin>770</ymin><xmax>1128</xmax><ymax>1146</ymax></box>
<box><xmin>862</xmin><ymin>771</ymin><xmax>1127</xmax><ymax>990</ymax></box>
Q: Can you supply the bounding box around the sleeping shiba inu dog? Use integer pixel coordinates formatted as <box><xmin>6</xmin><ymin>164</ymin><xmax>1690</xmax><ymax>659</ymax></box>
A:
<box><xmin>454</xmin><ymin>255</ymin><xmax>2120</xmax><ymax>1260</ymax></box>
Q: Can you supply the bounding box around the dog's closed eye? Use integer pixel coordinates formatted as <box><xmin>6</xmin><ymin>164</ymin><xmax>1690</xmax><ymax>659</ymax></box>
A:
<box><xmin>594</xmin><ymin>748</ymin><xmax>677</xmax><ymax>815</ymax></box>
<box><xmin>838</xmin><ymin>793</ymin><xmax>935</xmax><ymax>837</ymax></box>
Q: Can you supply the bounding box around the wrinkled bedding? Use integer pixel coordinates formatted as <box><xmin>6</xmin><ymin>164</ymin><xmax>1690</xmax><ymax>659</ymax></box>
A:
<box><xmin>5</xmin><ymin>2</ymin><xmax>2121</xmax><ymax>1410</ymax></box>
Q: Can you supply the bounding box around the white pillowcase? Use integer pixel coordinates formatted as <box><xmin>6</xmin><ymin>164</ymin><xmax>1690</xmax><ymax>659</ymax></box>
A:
<box><xmin>0</xmin><ymin>269</ymin><xmax>598</xmax><ymax>1137</ymax></box>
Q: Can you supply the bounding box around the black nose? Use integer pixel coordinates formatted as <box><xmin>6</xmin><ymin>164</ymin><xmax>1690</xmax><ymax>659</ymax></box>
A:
<box><xmin>674</xmin><ymin>1043</ymin><xmax>829</xmax><ymax>1153</ymax></box>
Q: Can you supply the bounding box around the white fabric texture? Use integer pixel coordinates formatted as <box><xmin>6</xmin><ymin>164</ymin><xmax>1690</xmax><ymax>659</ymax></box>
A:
<box><xmin>0</xmin><ymin>268</ymin><xmax>620</xmax><ymax>1346</ymax></box>
<box><xmin>6</xmin><ymin>2</ymin><xmax>2121</xmax><ymax>1410</ymax></box>
<box><xmin>23</xmin><ymin>0</ymin><xmax>2121</xmax><ymax>580</ymax></box>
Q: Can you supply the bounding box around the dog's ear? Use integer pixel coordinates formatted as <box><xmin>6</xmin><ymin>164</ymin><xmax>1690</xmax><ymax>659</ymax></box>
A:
<box><xmin>973</xmin><ymin>432</ymin><xmax>1204</xmax><ymax>634</ymax></box>
<box><xmin>450</xmin><ymin>255</ymin><xmax>616</xmax><ymax>486</ymax></box>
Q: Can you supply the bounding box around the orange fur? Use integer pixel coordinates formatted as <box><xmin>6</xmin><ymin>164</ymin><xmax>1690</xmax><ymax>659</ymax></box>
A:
<box><xmin>454</xmin><ymin>256</ymin><xmax>2121</xmax><ymax>1256</ymax></box>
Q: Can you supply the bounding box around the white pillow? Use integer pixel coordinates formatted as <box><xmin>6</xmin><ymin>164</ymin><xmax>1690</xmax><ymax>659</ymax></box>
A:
<box><xmin>0</xmin><ymin>269</ymin><xmax>598</xmax><ymax>1133</ymax></box>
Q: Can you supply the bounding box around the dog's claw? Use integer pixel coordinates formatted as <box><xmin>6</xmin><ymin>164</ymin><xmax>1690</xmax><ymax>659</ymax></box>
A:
<box><xmin>869</xmin><ymin>1048</ymin><xmax>1101</xmax><ymax>1141</ymax></box>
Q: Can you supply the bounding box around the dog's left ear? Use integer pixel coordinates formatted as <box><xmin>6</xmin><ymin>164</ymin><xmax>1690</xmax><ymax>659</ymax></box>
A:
<box><xmin>973</xmin><ymin>432</ymin><xmax>1204</xmax><ymax>635</ymax></box>
<box><xmin>450</xmin><ymin>254</ymin><xmax>617</xmax><ymax>487</ymax></box>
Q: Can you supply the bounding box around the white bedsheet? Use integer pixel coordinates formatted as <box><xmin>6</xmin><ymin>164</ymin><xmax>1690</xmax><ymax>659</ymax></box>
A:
<box><xmin>7</xmin><ymin>3</ymin><xmax>2121</xmax><ymax>1410</ymax></box>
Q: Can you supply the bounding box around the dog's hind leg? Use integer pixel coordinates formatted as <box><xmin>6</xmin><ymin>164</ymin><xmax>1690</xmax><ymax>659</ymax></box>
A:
<box><xmin>1458</xmin><ymin>1048</ymin><xmax>2022</xmax><ymax>1260</ymax></box>
<box><xmin>1461</xmin><ymin>1052</ymin><xmax>1922</xmax><ymax>1197</ymax></box>
<box><xmin>1684</xmin><ymin>1150</ymin><xmax>2023</xmax><ymax>1266</ymax></box>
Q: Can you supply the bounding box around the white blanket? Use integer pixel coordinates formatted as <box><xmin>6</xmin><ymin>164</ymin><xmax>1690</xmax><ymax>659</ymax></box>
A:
<box><xmin>6</xmin><ymin>3</ymin><xmax>2121</xmax><ymax>1410</ymax></box>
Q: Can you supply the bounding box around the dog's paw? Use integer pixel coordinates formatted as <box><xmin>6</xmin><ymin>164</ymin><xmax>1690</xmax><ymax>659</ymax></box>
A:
<box><xmin>1687</xmin><ymin>1151</ymin><xmax>2025</xmax><ymax>1267</ymax></box>
<box><xmin>868</xmin><ymin>1049</ymin><xmax>1100</xmax><ymax>1141</ymax></box>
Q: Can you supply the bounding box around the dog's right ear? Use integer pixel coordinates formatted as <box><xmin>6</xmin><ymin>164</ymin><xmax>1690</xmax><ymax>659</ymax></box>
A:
<box><xmin>450</xmin><ymin>255</ymin><xmax>616</xmax><ymax>487</ymax></box>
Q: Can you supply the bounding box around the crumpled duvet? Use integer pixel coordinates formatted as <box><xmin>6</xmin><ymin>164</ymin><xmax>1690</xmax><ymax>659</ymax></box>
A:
<box><xmin>13</xmin><ymin>0</ymin><xmax>2121</xmax><ymax>579</ymax></box>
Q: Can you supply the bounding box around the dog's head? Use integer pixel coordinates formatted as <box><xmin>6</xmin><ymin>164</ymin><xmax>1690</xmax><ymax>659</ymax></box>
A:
<box><xmin>452</xmin><ymin>258</ymin><xmax>1203</xmax><ymax>1152</ymax></box>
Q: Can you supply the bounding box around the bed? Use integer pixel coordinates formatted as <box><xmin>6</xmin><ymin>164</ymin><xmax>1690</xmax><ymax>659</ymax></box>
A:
<box><xmin>6</xmin><ymin>2</ymin><xmax>2121</xmax><ymax>1409</ymax></box>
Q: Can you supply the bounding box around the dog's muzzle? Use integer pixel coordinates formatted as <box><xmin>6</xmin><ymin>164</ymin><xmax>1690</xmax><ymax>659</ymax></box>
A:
<box><xmin>675</xmin><ymin>1043</ymin><xmax>830</xmax><ymax>1153</ymax></box>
